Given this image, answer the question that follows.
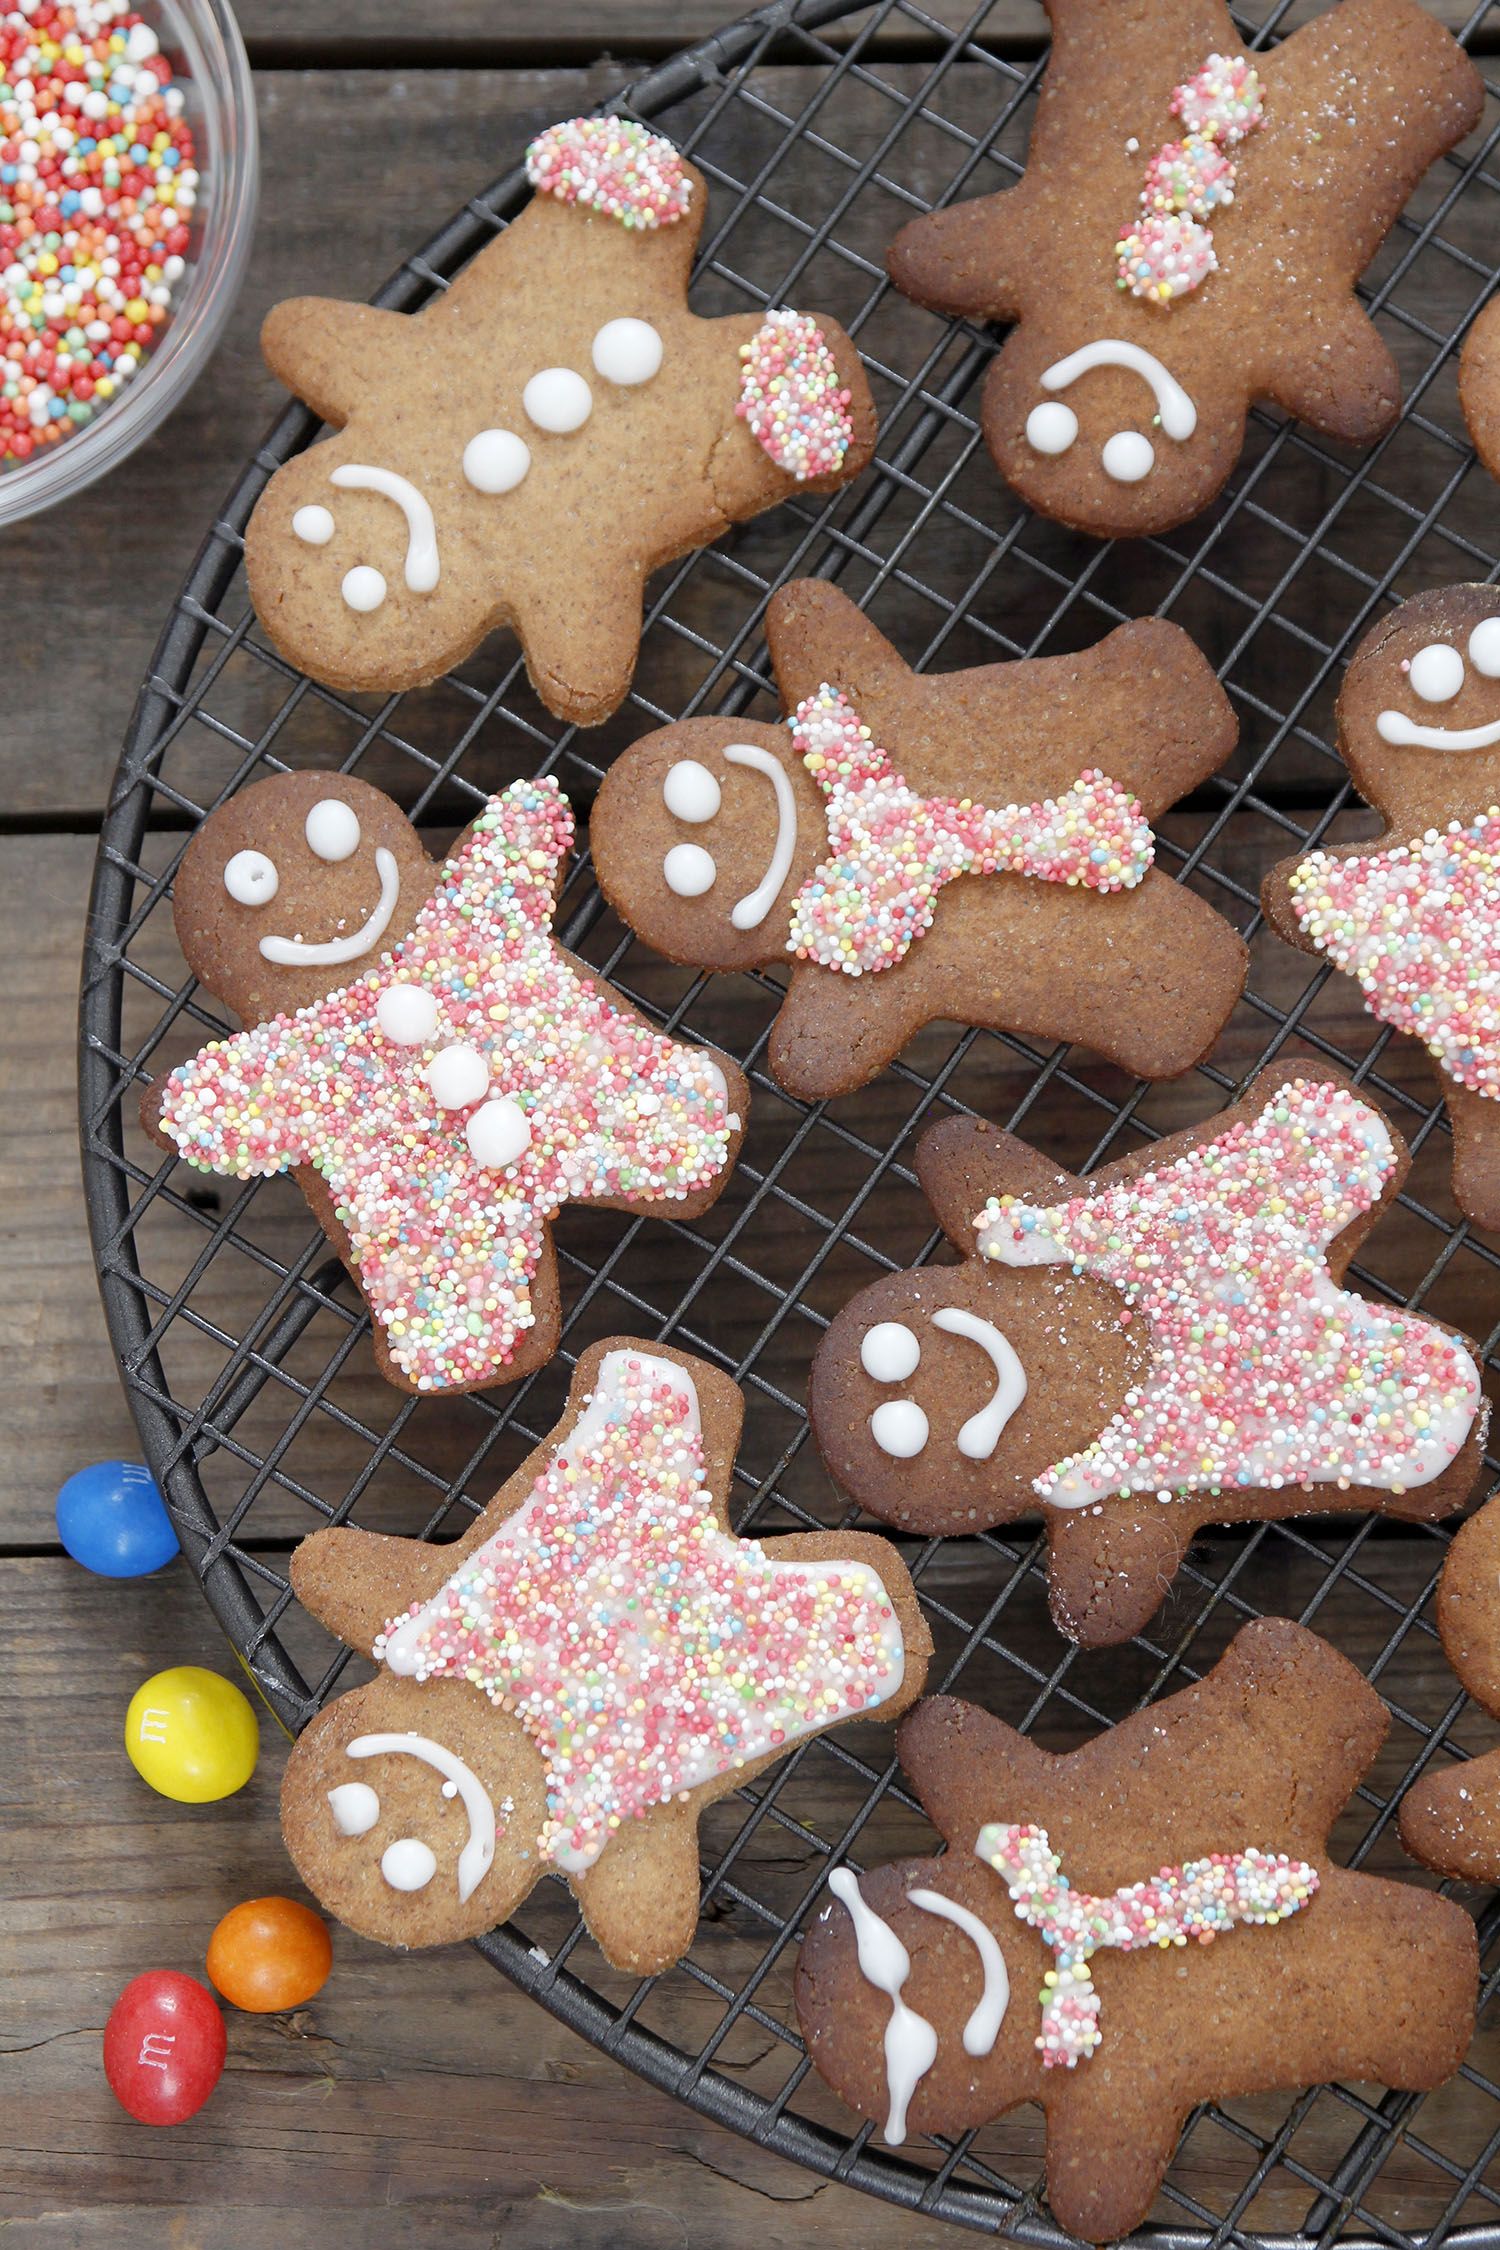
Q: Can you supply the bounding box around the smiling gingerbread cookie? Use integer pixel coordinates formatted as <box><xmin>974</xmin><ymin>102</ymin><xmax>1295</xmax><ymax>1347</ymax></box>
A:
<box><xmin>592</xmin><ymin>580</ymin><xmax>1247</xmax><ymax>1101</ymax></box>
<box><xmin>809</xmin><ymin>1061</ymin><xmax>1486</xmax><ymax>1644</ymax></box>
<box><xmin>884</xmin><ymin>0</ymin><xmax>1481</xmax><ymax>538</ymax></box>
<box><xmin>243</xmin><ymin>116</ymin><xmax>875</xmax><ymax>723</ymax></box>
<box><xmin>1264</xmin><ymin>586</ymin><xmax>1500</xmax><ymax>1234</ymax></box>
<box><xmin>144</xmin><ymin>770</ymin><xmax>747</xmax><ymax>1394</ymax></box>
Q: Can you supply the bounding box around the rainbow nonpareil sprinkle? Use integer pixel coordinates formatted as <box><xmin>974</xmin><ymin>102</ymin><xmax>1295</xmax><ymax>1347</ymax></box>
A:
<box><xmin>376</xmin><ymin>1349</ymin><xmax>906</xmax><ymax>1871</ymax></box>
<box><xmin>524</xmin><ymin>115</ymin><xmax>692</xmax><ymax>229</ymax></box>
<box><xmin>785</xmin><ymin>684</ymin><xmax>1153</xmax><ymax>976</ymax></box>
<box><xmin>735</xmin><ymin>308</ymin><xmax>855</xmax><ymax>482</ymax></box>
<box><xmin>976</xmin><ymin>1076</ymin><xmax>1481</xmax><ymax>1504</ymax></box>
<box><xmin>1288</xmin><ymin>813</ymin><xmax>1500</xmax><ymax>1103</ymax></box>
<box><xmin>975</xmin><ymin>1822</ymin><xmax>1320</xmax><ymax>2067</ymax></box>
<box><xmin>156</xmin><ymin>783</ymin><xmax>736</xmax><ymax>1394</ymax></box>
<box><xmin>1116</xmin><ymin>52</ymin><xmax>1264</xmax><ymax>305</ymax></box>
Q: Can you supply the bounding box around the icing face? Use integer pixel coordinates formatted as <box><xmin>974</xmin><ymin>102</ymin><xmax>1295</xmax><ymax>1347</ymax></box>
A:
<box><xmin>1024</xmin><ymin>340</ymin><xmax>1198</xmax><ymax>485</ymax></box>
<box><xmin>260</xmin><ymin>846</ymin><xmax>401</xmax><ymax>968</ymax></box>
<box><xmin>657</xmin><ymin>742</ymin><xmax>800</xmax><ymax>929</ymax></box>
<box><xmin>1378</xmin><ymin>615</ymin><xmax>1500</xmax><ymax>746</ymax></box>
<box><xmin>861</xmin><ymin>1309</ymin><xmax>1027</xmax><ymax>1462</ymax></box>
<box><xmin>214</xmin><ymin>788</ymin><xmax>407</xmax><ymax>973</ymax></box>
<box><xmin>341</xmin><ymin>1732</ymin><xmax>499</xmax><ymax>1904</ymax></box>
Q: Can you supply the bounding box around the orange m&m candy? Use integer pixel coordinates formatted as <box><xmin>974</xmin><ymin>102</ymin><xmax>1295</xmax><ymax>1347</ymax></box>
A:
<box><xmin>205</xmin><ymin>1897</ymin><xmax>332</xmax><ymax>2014</ymax></box>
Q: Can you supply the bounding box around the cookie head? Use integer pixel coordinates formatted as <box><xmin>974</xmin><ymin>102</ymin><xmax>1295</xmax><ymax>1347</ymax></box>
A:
<box><xmin>171</xmin><ymin>771</ymin><xmax>436</xmax><ymax>1023</ymax></box>
<box><xmin>1337</xmin><ymin>585</ymin><xmax>1500</xmax><ymax>824</ymax></box>
<box><xmin>593</xmin><ymin>719</ymin><xmax>819</xmax><ymax>971</ymax></box>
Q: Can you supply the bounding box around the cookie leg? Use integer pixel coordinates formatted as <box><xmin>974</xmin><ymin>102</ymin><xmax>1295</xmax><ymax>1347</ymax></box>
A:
<box><xmin>290</xmin><ymin>1525</ymin><xmax>455</xmax><ymax>1656</ymax></box>
<box><xmin>1399</xmin><ymin>1745</ymin><xmax>1500</xmax><ymax>1882</ymax></box>
<box><xmin>573</xmin><ymin>1803</ymin><xmax>704</xmax><ymax>1973</ymax></box>
<box><xmin>513</xmin><ymin>572</ymin><xmax>646</xmax><ymax>728</ymax></box>
<box><xmin>1444</xmin><ymin>1081</ymin><xmax>1500</xmax><ymax>1233</ymax></box>
<box><xmin>769</xmin><ymin>961</ymin><xmax>936</xmax><ymax>1100</ymax></box>
<box><xmin>1042</xmin><ymin>1502</ymin><xmax>1199</xmax><ymax>1648</ymax></box>
<box><xmin>1056</xmin><ymin>878</ymin><xmax>1247</xmax><ymax>1079</ymax></box>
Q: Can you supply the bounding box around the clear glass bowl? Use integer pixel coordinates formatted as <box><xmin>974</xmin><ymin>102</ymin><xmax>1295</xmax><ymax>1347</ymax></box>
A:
<box><xmin>0</xmin><ymin>0</ymin><xmax>258</xmax><ymax>525</ymax></box>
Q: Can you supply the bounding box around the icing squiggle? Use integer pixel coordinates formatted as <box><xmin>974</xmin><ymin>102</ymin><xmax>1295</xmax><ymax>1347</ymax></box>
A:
<box><xmin>827</xmin><ymin>1868</ymin><xmax>938</xmax><ymax>2144</ymax></box>
<box><xmin>330</xmin><ymin>464</ymin><xmax>440</xmax><ymax>592</ymax></box>
<box><xmin>1116</xmin><ymin>54</ymin><xmax>1264</xmax><ymax>304</ymax></box>
<box><xmin>346</xmin><ymin>1732</ymin><xmax>498</xmax><ymax>1903</ymax></box>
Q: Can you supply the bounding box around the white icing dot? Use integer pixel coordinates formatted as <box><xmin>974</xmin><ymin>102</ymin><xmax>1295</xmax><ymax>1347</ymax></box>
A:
<box><xmin>1469</xmin><ymin>617</ymin><xmax>1500</xmax><ymax>678</ymax></box>
<box><xmin>1025</xmin><ymin>401</ymin><xmax>1078</xmax><ymax>456</ymax></box>
<box><xmin>861</xmin><ymin>1322</ymin><xmax>921</xmax><ymax>1383</ymax></box>
<box><xmin>663</xmin><ymin>760</ymin><xmax>722</xmax><ymax>824</ymax></box>
<box><xmin>663</xmin><ymin>843</ymin><xmax>716</xmax><ymax>898</ymax></box>
<box><xmin>591</xmin><ymin>317</ymin><xmax>663</xmax><ymax>386</ymax></box>
<box><xmin>1101</xmin><ymin>430</ymin><xmax>1155</xmax><ymax>483</ymax></box>
<box><xmin>292</xmin><ymin>503</ymin><xmax>335</xmax><ymax>546</ymax></box>
<box><xmin>377</xmin><ymin>983</ymin><xmax>439</xmax><ymax>1047</ymax></box>
<box><xmin>463</xmin><ymin>428</ymin><xmax>531</xmax><ymax>494</ymax></box>
<box><xmin>342</xmin><ymin>564</ymin><xmax>387</xmax><ymax>614</ymax></box>
<box><xmin>523</xmin><ymin>367</ymin><xmax>593</xmax><ymax>434</ymax></box>
<box><xmin>327</xmin><ymin>1781</ymin><xmax>380</xmax><ymax>1837</ymax></box>
<box><xmin>1409</xmin><ymin>641</ymin><xmax>1466</xmax><ymax>703</ymax></box>
<box><xmin>427</xmin><ymin>1043</ymin><xmax>490</xmax><ymax>1110</ymax></box>
<box><xmin>465</xmin><ymin>1095</ymin><xmax>533</xmax><ymax>1170</ymax></box>
<box><xmin>305</xmin><ymin>797</ymin><xmax>362</xmax><ymax>862</ymax></box>
<box><xmin>223</xmin><ymin>848</ymin><xmax>279</xmax><ymax>906</ymax></box>
<box><xmin>381</xmin><ymin>1837</ymin><xmax>437</xmax><ymax>1892</ymax></box>
<box><xmin>870</xmin><ymin>1399</ymin><xmax>929</xmax><ymax>1458</ymax></box>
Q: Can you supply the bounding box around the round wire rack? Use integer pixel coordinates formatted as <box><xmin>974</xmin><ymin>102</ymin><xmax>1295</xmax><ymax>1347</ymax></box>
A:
<box><xmin>80</xmin><ymin>0</ymin><xmax>1500</xmax><ymax>2237</ymax></box>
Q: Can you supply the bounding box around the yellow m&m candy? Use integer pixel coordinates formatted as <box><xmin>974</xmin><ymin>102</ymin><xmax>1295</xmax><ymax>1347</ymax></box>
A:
<box><xmin>125</xmin><ymin>1666</ymin><xmax>260</xmax><ymax>1803</ymax></box>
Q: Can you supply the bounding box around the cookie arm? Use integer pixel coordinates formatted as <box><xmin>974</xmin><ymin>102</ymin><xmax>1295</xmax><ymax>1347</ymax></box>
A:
<box><xmin>1258</xmin><ymin>296</ymin><xmax>1402</xmax><ymax>445</ymax></box>
<box><xmin>897</xmin><ymin>1694</ymin><xmax>1057</xmax><ymax>1850</ymax></box>
<box><xmin>260</xmin><ymin>299</ymin><xmax>413</xmax><ymax>425</ymax></box>
<box><xmin>768</xmin><ymin>959</ymin><xmax>938</xmax><ymax>1102</ymax></box>
<box><xmin>151</xmin><ymin>1019</ymin><xmax>317</xmax><ymax>1179</ymax></box>
<box><xmin>764</xmin><ymin>580</ymin><xmax>912</xmax><ymax>716</ymax></box>
<box><xmin>915</xmin><ymin>1113</ymin><xmax>1080</xmax><ymax>1252</ymax></box>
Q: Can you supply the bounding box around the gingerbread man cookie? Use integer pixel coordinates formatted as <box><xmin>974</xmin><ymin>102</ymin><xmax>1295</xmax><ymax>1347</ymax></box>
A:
<box><xmin>794</xmin><ymin>1619</ymin><xmax>1478</xmax><ymax>2245</ymax></box>
<box><xmin>144</xmin><ymin>770</ymin><xmax>747</xmax><ymax>1395</ymax></box>
<box><xmin>809</xmin><ymin>1062</ymin><xmax>1486</xmax><ymax>1644</ymax></box>
<box><xmin>592</xmin><ymin>579</ymin><xmax>1246</xmax><ymax>1101</ymax></box>
<box><xmin>281</xmin><ymin>1339</ymin><xmax>931</xmax><ymax>1971</ymax></box>
<box><xmin>1264</xmin><ymin>586</ymin><xmax>1500</xmax><ymax>1234</ymax></box>
<box><xmin>885</xmin><ymin>0</ymin><xmax>1482</xmax><ymax>539</ymax></box>
<box><xmin>1399</xmin><ymin>1491</ymin><xmax>1500</xmax><ymax>1884</ymax></box>
<box><xmin>243</xmin><ymin>116</ymin><xmax>876</xmax><ymax>723</ymax></box>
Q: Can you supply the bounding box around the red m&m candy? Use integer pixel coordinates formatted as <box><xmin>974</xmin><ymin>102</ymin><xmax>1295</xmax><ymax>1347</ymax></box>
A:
<box><xmin>103</xmin><ymin>1971</ymin><xmax>226</xmax><ymax>2125</ymax></box>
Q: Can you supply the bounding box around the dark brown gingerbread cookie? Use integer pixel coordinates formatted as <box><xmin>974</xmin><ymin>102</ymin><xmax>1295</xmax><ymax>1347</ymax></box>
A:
<box><xmin>795</xmin><ymin>1618</ymin><xmax>1479</xmax><ymax>2245</ymax></box>
<box><xmin>592</xmin><ymin>578</ymin><xmax>1246</xmax><ymax>1100</ymax></box>
<box><xmin>1263</xmin><ymin>586</ymin><xmax>1500</xmax><ymax>1234</ymax></box>
<box><xmin>243</xmin><ymin>117</ymin><xmax>875</xmax><ymax>723</ymax></box>
<box><xmin>144</xmin><ymin>769</ymin><xmax>747</xmax><ymax>1395</ymax></box>
<box><xmin>886</xmin><ymin>0</ymin><xmax>1482</xmax><ymax>538</ymax></box>
<box><xmin>809</xmin><ymin>1060</ymin><xmax>1487</xmax><ymax>1644</ymax></box>
<box><xmin>1399</xmin><ymin>1492</ymin><xmax>1500</xmax><ymax>1884</ymax></box>
<box><xmin>281</xmin><ymin>1338</ymin><xmax>931</xmax><ymax>1972</ymax></box>
<box><xmin>1459</xmin><ymin>292</ymin><xmax>1500</xmax><ymax>486</ymax></box>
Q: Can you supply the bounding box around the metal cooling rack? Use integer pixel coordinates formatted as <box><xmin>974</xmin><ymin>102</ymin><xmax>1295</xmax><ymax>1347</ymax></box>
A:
<box><xmin>79</xmin><ymin>0</ymin><xmax>1500</xmax><ymax>2237</ymax></box>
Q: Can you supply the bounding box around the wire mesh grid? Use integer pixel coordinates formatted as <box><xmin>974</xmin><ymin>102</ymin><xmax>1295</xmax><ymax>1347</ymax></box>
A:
<box><xmin>77</xmin><ymin>0</ymin><xmax>1500</xmax><ymax>2236</ymax></box>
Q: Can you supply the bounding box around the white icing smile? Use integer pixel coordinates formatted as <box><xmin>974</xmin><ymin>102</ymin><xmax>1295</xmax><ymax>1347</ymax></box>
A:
<box><xmin>259</xmin><ymin>843</ymin><xmax>401</xmax><ymax>966</ymax></box>
<box><xmin>346</xmin><ymin>1730</ymin><xmax>497</xmax><ymax>1904</ymax></box>
<box><xmin>1377</xmin><ymin>617</ymin><xmax>1500</xmax><ymax>746</ymax></box>
<box><xmin>1025</xmin><ymin>339</ymin><xmax>1197</xmax><ymax>485</ymax></box>
<box><xmin>330</xmin><ymin>464</ymin><xmax>441</xmax><ymax>593</ymax></box>
<box><xmin>861</xmin><ymin>1308</ymin><xmax>1027</xmax><ymax>1461</ymax></box>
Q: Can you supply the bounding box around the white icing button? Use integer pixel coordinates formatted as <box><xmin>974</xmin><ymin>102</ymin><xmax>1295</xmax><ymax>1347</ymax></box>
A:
<box><xmin>1101</xmin><ymin>430</ymin><xmax>1155</xmax><ymax>483</ymax></box>
<box><xmin>465</xmin><ymin>1096</ymin><xmax>533</xmax><ymax>1170</ymax></box>
<box><xmin>591</xmin><ymin>316</ymin><xmax>663</xmax><ymax>387</ymax></box>
<box><xmin>304</xmin><ymin>797</ymin><xmax>362</xmax><ymax>862</ymax></box>
<box><xmin>1469</xmin><ymin>617</ymin><xmax>1500</xmax><ymax>678</ymax></box>
<box><xmin>663</xmin><ymin>843</ymin><xmax>716</xmax><ymax>898</ymax></box>
<box><xmin>523</xmin><ymin>367</ymin><xmax>592</xmax><ymax>434</ymax></box>
<box><xmin>1025</xmin><ymin>401</ymin><xmax>1078</xmax><ymax>456</ymax></box>
<box><xmin>377</xmin><ymin>983</ymin><xmax>439</xmax><ymax>1047</ymax></box>
<box><xmin>870</xmin><ymin>1399</ymin><xmax>929</xmax><ymax>1459</ymax></box>
<box><xmin>327</xmin><ymin>1781</ymin><xmax>380</xmax><ymax>1837</ymax></box>
<box><xmin>463</xmin><ymin>427</ymin><xmax>531</xmax><ymax>494</ymax></box>
<box><xmin>381</xmin><ymin>1837</ymin><xmax>437</xmax><ymax>1892</ymax></box>
<box><xmin>223</xmin><ymin>848</ymin><xmax>279</xmax><ymax>906</ymax></box>
<box><xmin>342</xmin><ymin>564</ymin><xmax>387</xmax><ymax>614</ymax></box>
<box><xmin>427</xmin><ymin>1043</ymin><xmax>490</xmax><ymax>1110</ymax></box>
<box><xmin>1408</xmin><ymin>641</ymin><xmax>1465</xmax><ymax>703</ymax></box>
<box><xmin>292</xmin><ymin>503</ymin><xmax>335</xmax><ymax>545</ymax></box>
<box><xmin>662</xmin><ymin>759</ymin><xmax>722</xmax><ymax>824</ymax></box>
<box><xmin>861</xmin><ymin>1322</ymin><xmax>921</xmax><ymax>1384</ymax></box>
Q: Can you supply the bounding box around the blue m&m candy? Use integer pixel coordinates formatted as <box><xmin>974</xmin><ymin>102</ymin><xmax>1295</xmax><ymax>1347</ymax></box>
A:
<box><xmin>56</xmin><ymin>1461</ymin><xmax>179</xmax><ymax>1578</ymax></box>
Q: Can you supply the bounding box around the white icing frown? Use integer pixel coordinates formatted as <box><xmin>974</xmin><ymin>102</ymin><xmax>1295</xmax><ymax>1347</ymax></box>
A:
<box><xmin>657</xmin><ymin>744</ymin><xmax>799</xmax><ymax>930</ymax></box>
<box><xmin>1379</xmin><ymin>617</ymin><xmax>1500</xmax><ymax>747</ymax></box>
<box><xmin>862</xmin><ymin>1308</ymin><xmax>1027</xmax><ymax>1462</ymax></box>
<box><xmin>1024</xmin><ymin>339</ymin><xmax>1197</xmax><ymax>484</ymax></box>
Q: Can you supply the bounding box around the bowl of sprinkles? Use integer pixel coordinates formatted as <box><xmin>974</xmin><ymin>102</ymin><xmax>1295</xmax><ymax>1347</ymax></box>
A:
<box><xmin>0</xmin><ymin>0</ymin><xmax>256</xmax><ymax>522</ymax></box>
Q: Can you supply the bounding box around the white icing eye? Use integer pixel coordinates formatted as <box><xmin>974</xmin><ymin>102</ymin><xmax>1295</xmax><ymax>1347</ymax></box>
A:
<box><xmin>305</xmin><ymin>797</ymin><xmax>362</xmax><ymax>862</ymax></box>
<box><xmin>292</xmin><ymin>503</ymin><xmax>335</xmax><ymax>545</ymax></box>
<box><xmin>1026</xmin><ymin>401</ymin><xmax>1077</xmax><ymax>456</ymax></box>
<box><xmin>1101</xmin><ymin>430</ymin><xmax>1154</xmax><ymax>483</ymax></box>
<box><xmin>1408</xmin><ymin>641</ymin><xmax>1465</xmax><ymax>703</ymax></box>
<box><xmin>381</xmin><ymin>1837</ymin><xmax>437</xmax><ymax>1892</ymax></box>
<box><xmin>870</xmin><ymin>1399</ymin><xmax>929</xmax><ymax>1458</ymax></box>
<box><xmin>463</xmin><ymin>428</ymin><xmax>531</xmax><ymax>494</ymax></box>
<box><xmin>465</xmin><ymin>1095</ymin><xmax>533</xmax><ymax>1170</ymax></box>
<box><xmin>223</xmin><ymin>848</ymin><xmax>279</xmax><ymax>906</ymax></box>
<box><xmin>523</xmin><ymin>368</ymin><xmax>593</xmax><ymax>434</ymax></box>
<box><xmin>662</xmin><ymin>760</ymin><xmax>722</xmax><ymax>824</ymax></box>
<box><xmin>427</xmin><ymin>1043</ymin><xmax>490</xmax><ymax>1110</ymax></box>
<box><xmin>663</xmin><ymin>843</ymin><xmax>716</xmax><ymax>898</ymax></box>
<box><xmin>591</xmin><ymin>317</ymin><xmax>663</xmax><ymax>387</ymax></box>
<box><xmin>1469</xmin><ymin>617</ymin><xmax>1500</xmax><ymax>678</ymax></box>
<box><xmin>377</xmin><ymin>983</ymin><xmax>439</xmax><ymax>1047</ymax></box>
<box><xmin>342</xmin><ymin>564</ymin><xmax>386</xmax><ymax>614</ymax></box>
<box><xmin>327</xmin><ymin>1781</ymin><xmax>380</xmax><ymax>1836</ymax></box>
<box><xmin>861</xmin><ymin>1322</ymin><xmax>921</xmax><ymax>1383</ymax></box>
